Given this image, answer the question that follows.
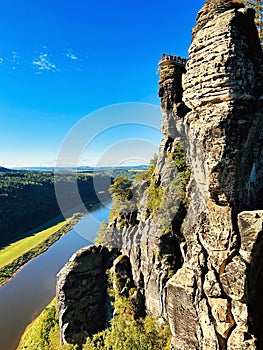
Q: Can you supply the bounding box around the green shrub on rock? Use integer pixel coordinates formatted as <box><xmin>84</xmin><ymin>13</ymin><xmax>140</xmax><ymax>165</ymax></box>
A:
<box><xmin>84</xmin><ymin>314</ymin><xmax>171</xmax><ymax>350</ymax></box>
<box><xmin>84</xmin><ymin>275</ymin><xmax>171</xmax><ymax>350</ymax></box>
<box><xmin>109</xmin><ymin>176</ymin><xmax>133</xmax><ymax>202</ymax></box>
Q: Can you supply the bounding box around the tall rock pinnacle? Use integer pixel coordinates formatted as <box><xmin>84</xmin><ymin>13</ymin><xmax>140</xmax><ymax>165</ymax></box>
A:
<box><xmin>56</xmin><ymin>1</ymin><xmax>263</xmax><ymax>349</ymax></box>
<box><xmin>167</xmin><ymin>1</ymin><xmax>263</xmax><ymax>349</ymax></box>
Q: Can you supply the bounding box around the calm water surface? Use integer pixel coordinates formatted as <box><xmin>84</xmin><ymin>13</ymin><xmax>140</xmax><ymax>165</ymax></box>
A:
<box><xmin>0</xmin><ymin>202</ymin><xmax>110</xmax><ymax>350</ymax></box>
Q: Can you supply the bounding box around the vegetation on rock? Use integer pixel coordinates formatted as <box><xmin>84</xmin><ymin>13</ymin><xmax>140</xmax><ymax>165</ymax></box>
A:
<box><xmin>109</xmin><ymin>176</ymin><xmax>133</xmax><ymax>202</ymax></box>
<box><xmin>167</xmin><ymin>141</ymin><xmax>190</xmax><ymax>209</ymax></box>
<box><xmin>84</xmin><ymin>271</ymin><xmax>172</xmax><ymax>350</ymax></box>
<box><xmin>134</xmin><ymin>154</ymin><xmax>158</xmax><ymax>184</ymax></box>
<box><xmin>147</xmin><ymin>184</ymin><xmax>164</xmax><ymax>216</ymax></box>
<box><xmin>84</xmin><ymin>314</ymin><xmax>171</xmax><ymax>350</ymax></box>
<box><xmin>19</xmin><ymin>290</ymin><xmax>171</xmax><ymax>350</ymax></box>
<box><xmin>146</xmin><ymin>142</ymin><xmax>190</xmax><ymax>232</ymax></box>
<box><xmin>94</xmin><ymin>220</ymin><xmax>111</xmax><ymax>245</ymax></box>
<box><xmin>108</xmin><ymin>175</ymin><xmax>137</xmax><ymax>230</ymax></box>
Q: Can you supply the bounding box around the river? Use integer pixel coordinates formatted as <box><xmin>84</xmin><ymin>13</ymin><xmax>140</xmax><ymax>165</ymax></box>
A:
<box><xmin>0</xmin><ymin>202</ymin><xmax>110</xmax><ymax>350</ymax></box>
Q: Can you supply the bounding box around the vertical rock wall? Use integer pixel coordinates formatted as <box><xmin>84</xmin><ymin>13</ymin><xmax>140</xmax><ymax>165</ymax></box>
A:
<box><xmin>57</xmin><ymin>1</ymin><xmax>263</xmax><ymax>349</ymax></box>
<box><xmin>115</xmin><ymin>60</ymin><xmax>190</xmax><ymax>318</ymax></box>
<box><xmin>167</xmin><ymin>1</ymin><xmax>263</xmax><ymax>349</ymax></box>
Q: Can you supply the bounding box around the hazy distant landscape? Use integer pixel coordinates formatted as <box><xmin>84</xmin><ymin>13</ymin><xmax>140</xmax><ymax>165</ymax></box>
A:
<box><xmin>0</xmin><ymin>166</ymin><xmax>146</xmax><ymax>246</ymax></box>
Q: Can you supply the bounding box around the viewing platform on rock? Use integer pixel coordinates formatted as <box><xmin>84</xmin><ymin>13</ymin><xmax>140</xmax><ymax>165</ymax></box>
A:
<box><xmin>158</xmin><ymin>54</ymin><xmax>187</xmax><ymax>67</ymax></box>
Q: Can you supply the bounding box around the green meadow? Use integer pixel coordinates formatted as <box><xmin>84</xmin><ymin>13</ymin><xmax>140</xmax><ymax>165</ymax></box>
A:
<box><xmin>0</xmin><ymin>220</ymin><xmax>69</xmax><ymax>269</ymax></box>
<box><xmin>0</xmin><ymin>216</ymin><xmax>80</xmax><ymax>286</ymax></box>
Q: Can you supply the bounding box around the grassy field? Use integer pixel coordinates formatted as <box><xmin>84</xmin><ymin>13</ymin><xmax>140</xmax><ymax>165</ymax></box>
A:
<box><xmin>0</xmin><ymin>214</ymin><xmax>81</xmax><ymax>286</ymax></box>
<box><xmin>0</xmin><ymin>220</ymin><xmax>69</xmax><ymax>269</ymax></box>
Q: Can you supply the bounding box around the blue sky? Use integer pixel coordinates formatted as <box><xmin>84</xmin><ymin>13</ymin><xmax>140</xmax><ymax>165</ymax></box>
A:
<box><xmin>0</xmin><ymin>0</ymin><xmax>204</xmax><ymax>167</ymax></box>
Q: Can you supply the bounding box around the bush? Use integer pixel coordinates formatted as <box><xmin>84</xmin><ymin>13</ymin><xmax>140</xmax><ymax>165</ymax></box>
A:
<box><xmin>109</xmin><ymin>176</ymin><xmax>132</xmax><ymax>202</ymax></box>
<box><xmin>168</xmin><ymin>142</ymin><xmax>190</xmax><ymax>208</ymax></box>
<box><xmin>107</xmin><ymin>176</ymin><xmax>137</xmax><ymax>229</ymax></box>
<box><xmin>84</xmin><ymin>294</ymin><xmax>171</xmax><ymax>350</ymax></box>
<box><xmin>83</xmin><ymin>272</ymin><xmax>171</xmax><ymax>350</ymax></box>
<box><xmin>94</xmin><ymin>220</ymin><xmax>110</xmax><ymax>245</ymax></box>
<box><xmin>84</xmin><ymin>315</ymin><xmax>171</xmax><ymax>350</ymax></box>
<box><xmin>147</xmin><ymin>185</ymin><xmax>164</xmax><ymax>215</ymax></box>
<box><xmin>134</xmin><ymin>154</ymin><xmax>158</xmax><ymax>184</ymax></box>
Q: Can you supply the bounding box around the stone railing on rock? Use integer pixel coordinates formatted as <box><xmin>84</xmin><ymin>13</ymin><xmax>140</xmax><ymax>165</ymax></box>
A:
<box><xmin>158</xmin><ymin>54</ymin><xmax>187</xmax><ymax>68</ymax></box>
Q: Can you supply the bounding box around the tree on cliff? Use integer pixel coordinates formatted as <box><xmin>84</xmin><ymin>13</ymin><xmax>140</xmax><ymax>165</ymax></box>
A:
<box><xmin>245</xmin><ymin>0</ymin><xmax>263</xmax><ymax>42</ymax></box>
<box><xmin>109</xmin><ymin>176</ymin><xmax>133</xmax><ymax>202</ymax></box>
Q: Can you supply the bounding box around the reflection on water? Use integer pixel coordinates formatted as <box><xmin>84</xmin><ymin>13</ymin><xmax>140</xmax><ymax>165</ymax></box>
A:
<box><xmin>0</xmin><ymin>202</ymin><xmax>110</xmax><ymax>350</ymax></box>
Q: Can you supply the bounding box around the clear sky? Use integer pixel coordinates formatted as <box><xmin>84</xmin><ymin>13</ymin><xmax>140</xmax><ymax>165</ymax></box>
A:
<box><xmin>0</xmin><ymin>0</ymin><xmax>204</xmax><ymax>168</ymax></box>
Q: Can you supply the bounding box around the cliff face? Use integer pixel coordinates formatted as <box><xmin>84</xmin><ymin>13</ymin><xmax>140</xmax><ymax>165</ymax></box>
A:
<box><xmin>57</xmin><ymin>0</ymin><xmax>263</xmax><ymax>349</ymax></box>
<box><xmin>168</xmin><ymin>1</ymin><xmax>263</xmax><ymax>348</ymax></box>
<box><xmin>56</xmin><ymin>246</ymin><xmax>119</xmax><ymax>345</ymax></box>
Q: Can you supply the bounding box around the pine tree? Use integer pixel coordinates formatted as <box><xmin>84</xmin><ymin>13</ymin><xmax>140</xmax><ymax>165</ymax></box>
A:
<box><xmin>245</xmin><ymin>0</ymin><xmax>263</xmax><ymax>42</ymax></box>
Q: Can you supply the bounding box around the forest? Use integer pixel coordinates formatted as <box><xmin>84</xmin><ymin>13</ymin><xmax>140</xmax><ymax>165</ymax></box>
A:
<box><xmin>0</xmin><ymin>170</ymin><xmax>111</xmax><ymax>247</ymax></box>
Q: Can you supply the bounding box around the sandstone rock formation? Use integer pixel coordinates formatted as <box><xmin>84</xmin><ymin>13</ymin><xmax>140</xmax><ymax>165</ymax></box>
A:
<box><xmin>56</xmin><ymin>246</ymin><xmax>119</xmax><ymax>346</ymax></box>
<box><xmin>168</xmin><ymin>0</ymin><xmax>263</xmax><ymax>348</ymax></box>
<box><xmin>57</xmin><ymin>0</ymin><xmax>263</xmax><ymax>349</ymax></box>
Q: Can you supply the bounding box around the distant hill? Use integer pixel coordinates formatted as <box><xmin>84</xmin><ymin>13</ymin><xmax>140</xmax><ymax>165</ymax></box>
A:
<box><xmin>13</xmin><ymin>165</ymin><xmax>149</xmax><ymax>172</ymax></box>
<box><xmin>0</xmin><ymin>166</ymin><xmax>12</xmax><ymax>172</ymax></box>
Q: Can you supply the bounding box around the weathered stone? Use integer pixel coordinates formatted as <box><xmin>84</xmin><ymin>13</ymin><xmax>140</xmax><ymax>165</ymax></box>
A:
<box><xmin>198</xmin><ymin>298</ymin><xmax>220</xmax><ymax>349</ymax></box>
<box><xmin>220</xmin><ymin>256</ymin><xmax>247</xmax><ymax>301</ymax></box>
<box><xmin>208</xmin><ymin>298</ymin><xmax>234</xmax><ymax>339</ymax></box>
<box><xmin>228</xmin><ymin>329</ymin><xmax>257</xmax><ymax>350</ymax></box>
<box><xmin>192</xmin><ymin>0</ymin><xmax>244</xmax><ymax>40</ymax></box>
<box><xmin>243</xmin><ymin>211</ymin><xmax>263</xmax><ymax>348</ymax></box>
<box><xmin>56</xmin><ymin>245</ymin><xmax>119</xmax><ymax>346</ymax></box>
<box><xmin>183</xmin><ymin>1</ymin><xmax>263</xmax><ymax>210</ymax></box>
<box><xmin>167</xmin><ymin>268</ymin><xmax>200</xmax><ymax>350</ymax></box>
<box><xmin>168</xmin><ymin>0</ymin><xmax>263</xmax><ymax>348</ymax></box>
<box><xmin>203</xmin><ymin>269</ymin><xmax>222</xmax><ymax>297</ymax></box>
<box><xmin>228</xmin><ymin>300</ymin><xmax>257</xmax><ymax>349</ymax></box>
<box><xmin>238</xmin><ymin>211</ymin><xmax>263</xmax><ymax>263</ymax></box>
<box><xmin>158</xmin><ymin>64</ymin><xmax>186</xmax><ymax>111</ymax></box>
<box><xmin>111</xmin><ymin>254</ymin><xmax>134</xmax><ymax>296</ymax></box>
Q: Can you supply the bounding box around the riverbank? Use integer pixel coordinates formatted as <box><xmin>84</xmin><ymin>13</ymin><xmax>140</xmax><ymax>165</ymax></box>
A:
<box><xmin>0</xmin><ymin>197</ymin><xmax>101</xmax><ymax>250</ymax></box>
<box><xmin>17</xmin><ymin>298</ymin><xmax>74</xmax><ymax>350</ymax></box>
<box><xmin>0</xmin><ymin>213</ymin><xmax>82</xmax><ymax>287</ymax></box>
<box><xmin>0</xmin><ymin>202</ymin><xmax>111</xmax><ymax>350</ymax></box>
